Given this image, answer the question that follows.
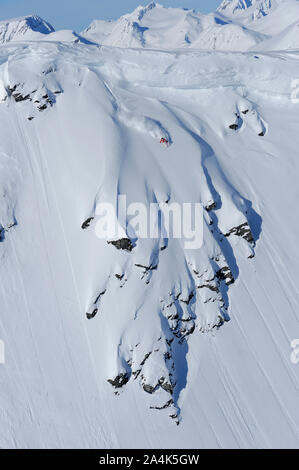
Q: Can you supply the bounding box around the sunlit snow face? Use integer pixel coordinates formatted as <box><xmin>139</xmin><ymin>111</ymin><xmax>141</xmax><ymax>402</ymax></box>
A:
<box><xmin>0</xmin><ymin>40</ymin><xmax>264</xmax><ymax>424</ymax></box>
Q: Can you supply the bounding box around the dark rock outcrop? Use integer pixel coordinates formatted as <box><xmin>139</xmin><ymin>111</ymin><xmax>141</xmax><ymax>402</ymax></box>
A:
<box><xmin>215</xmin><ymin>266</ymin><xmax>235</xmax><ymax>285</ymax></box>
<box><xmin>225</xmin><ymin>222</ymin><xmax>254</xmax><ymax>244</ymax></box>
<box><xmin>108</xmin><ymin>238</ymin><xmax>134</xmax><ymax>252</ymax></box>
<box><xmin>13</xmin><ymin>93</ymin><xmax>31</xmax><ymax>102</ymax></box>
<box><xmin>81</xmin><ymin>217</ymin><xmax>94</xmax><ymax>229</ymax></box>
<box><xmin>205</xmin><ymin>201</ymin><xmax>217</xmax><ymax>212</ymax></box>
<box><xmin>108</xmin><ymin>373</ymin><xmax>130</xmax><ymax>389</ymax></box>
<box><xmin>86</xmin><ymin>308</ymin><xmax>98</xmax><ymax>320</ymax></box>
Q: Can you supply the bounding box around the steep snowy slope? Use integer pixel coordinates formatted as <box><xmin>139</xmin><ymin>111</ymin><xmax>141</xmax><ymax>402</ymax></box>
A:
<box><xmin>0</xmin><ymin>15</ymin><xmax>54</xmax><ymax>43</ymax></box>
<box><xmin>255</xmin><ymin>20</ymin><xmax>299</xmax><ymax>50</ymax></box>
<box><xmin>81</xmin><ymin>20</ymin><xmax>115</xmax><ymax>44</ymax></box>
<box><xmin>218</xmin><ymin>0</ymin><xmax>299</xmax><ymax>44</ymax></box>
<box><xmin>80</xmin><ymin>2</ymin><xmax>266</xmax><ymax>50</ymax></box>
<box><xmin>0</xmin><ymin>39</ymin><xmax>298</xmax><ymax>448</ymax></box>
<box><xmin>217</xmin><ymin>0</ymin><xmax>282</xmax><ymax>22</ymax></box>
<box><xmin>80</xmin><ymin>1</ymin><xmax>299</xmax><ymax>51</ymax></box>
<box><xmin>0</xmin><ymin>15</ymin><xmax>93</xmax><ymax>46</ymax></box>
<box><xmin>243</xmin><ymin>0</ymin><xmax>299</xmax><ymax>49</ymax></box>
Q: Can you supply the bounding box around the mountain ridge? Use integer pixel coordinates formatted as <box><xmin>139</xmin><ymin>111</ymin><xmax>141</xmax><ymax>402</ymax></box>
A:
<box><xmin>0</xmin><ymin>1</ymin><xmax>298</xmax><ymax>51</ymax></box>
<box><xmin>79</xmin><ymin>0</ymin><xmax>299</xmax><ymax>51</ymax></box>
<box><xmin>0</xmin><ymin>15</ymin><xmax>54</xmax><ymax>43</ymax></box>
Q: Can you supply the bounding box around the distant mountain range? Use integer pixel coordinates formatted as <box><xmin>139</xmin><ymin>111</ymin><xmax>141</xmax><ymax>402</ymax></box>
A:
<box><xmin>80</xmin><ymin>0</ymin><xmax>299</xmax><ymax>51</ymax></box>
<box><xmin>0</xmin><ymin>1</ymin><xmax>299</xmax><ymax>51</ymax></box>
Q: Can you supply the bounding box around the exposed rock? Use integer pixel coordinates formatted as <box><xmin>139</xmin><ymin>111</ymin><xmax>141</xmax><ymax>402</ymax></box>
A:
<box><xmin>216</xmin><ymin>266</ymin><xmax>234</xmax><ymax>285</ymax></box>
<box><xmin>225</xmin><ymin>222</ymin><xmax>254</xmax><ymax>243</ymax></box>
<box><xmin>150</xmin><ymin>399</ymin><xmax>174</xmax><ymax>410</ymax></box>
<box><xmin>86</xmin><ymin>308</ymin><xmax>98</xmax><ymax>320</ymax></box>
<box><xmin>38</xmin><ymin>104</ymin><xmax>47</xmax><ymax>112</ymax></box>
<box><xmin>205</xmin><ymin>201</ymin><xmax>217</xmax><ymax>212</ymax></box>
<box><xmin>43</xmin><ymin>66</ymin><xmax>56</xmax><ymax>75</ymax></box>
<box><xmin>81</xmin><ymin>217</ymin><xmax>94</xmax><ymax>229</ymax></box>
<box><xmin>135</xmin><ymin>263</ymin><xmax>157</xmax><ymax>272</ymax></box>
<box><xmin>94</xmin><ymin>289</ymin><xmax>106</xmax><ymax>304</ymax></box>
<box><xmin>133</xmin><ymin>370</ymin><xmax>141</xmax><ymax>380</ymax></box>
<box><xmin>140</xmin><ymin>352</ymin><xmax>152</xmax><ymax>366</ymax></box>
<box><xmin>197</xmin><ymin>283</ymin><xmax>219</xmax><ymax>293</ymax></box>
<box><xmin>7</xmin><ymin>85</ymin><xmax>17</xmax><ymax>95</ymax></box>
<box><xmin>115</xmin><ymin>273</ymin><xmax>124</xmax><ymax>280</ymax></box>
<box><xmin>143</xmin><ymin>384</ymin><xmax>156</xmax><ymax>394</ymax></box>
<box><xmin>108</xmin><ymin>238</ymin><xmax>134</xmax><ymax>252</ymax></box>
<box><xmin>169</xmin><ymin>413</ymin><xmax>180</xmax><ymax>425</ymax></box>
<box><xmin>160</xmin><ymin>379</ymin><xmax>174</xmax><ymax>395</ymax></box>
<box><xmin>6</xmin><ymin>222</ymin><xmax>17</xmax><ymax>231</ymax></box>
<box><xmin>229</xmin><ymin>123</ymin><xmax>239</xmax><ymax>130</ymax></box>
<box><xmin>180</xmin><ymin>292</ymin><xmax>194</xmax><ymax>305</ymax></box>
<box><xmin>108</xmin><ymin>373</ymin><xmax>130</xmax><ymax>389</ymax></box>
<box><xmin>13</xmin><ymin>92</ymin><xmax>31</xmax><ymax>102</ymax></box>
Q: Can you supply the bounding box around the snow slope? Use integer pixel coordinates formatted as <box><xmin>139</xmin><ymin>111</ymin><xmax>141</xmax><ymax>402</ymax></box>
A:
<box><xmin>0</xmin><ymin>16</ymin><xmax>99</xmax><ymax>46</ymax></box>
<box><xmin>0</xmin><ymin>15</ymin><xmax>54</xmax><ymax>43</ymax></box>
<box><xmin>217</xmin><ymin>0</ymin><xmax>282</xmax><ymax>22</ymax></box>
<box><xmin>256</xmin><ymin>19</ymin><xmax>299</xmax><ymax>50</ymax></box>
<box><xmin>0</xmin><ymin>37</ymin><xmax>298</xmax><ymax>448</ymax></box>
<box><xmin>218</xmin><ymin>0</ymin><xmax>299</xmax><ymax>50</ymax></box>
<box><xmin>1</xmin><ymin>1</ymin><xmax>299</xmax><ymax>51</ymax></box>
<box><xmin>80</xmin><ymin>0</ymin><xmax>299</xmax><ymax>51</ymax></box>
<box><xmin>80</xmin><ymin>2</ymin><xmax>268</xmax><ymax>51</ymax></box>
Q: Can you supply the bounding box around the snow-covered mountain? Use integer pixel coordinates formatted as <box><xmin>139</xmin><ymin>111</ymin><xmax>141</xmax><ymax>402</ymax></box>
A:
<box><xmin>81</xmin><ymin>2</ymin><xmax>267</xmax><ymax>50</ymax></box>
<box><xmin>0</xmin><ymin>0</ymin><xmax>298</xmax><ymax>450</ymax></box>
<box><xmin>0</xmin><ymin>15</ymin><xmax>54</xmax><ymax>43</ymax></box>
<box><xmin>217</xmin><ymin>0</ymin><xmax>280</xmax><ymax>21</ymax></box>
<box><xmin>0</xmin><ymin>38</ymin><xmax>298</xmax><ymax>449</ymax></box>
<box><xmin>0</xmin><ymin>15</ymin><xmax>94</xmax><ymax>45</ymax></box>
<box><xmin>80</xmin><ymin>0</ymin><xmax>299</xmax><ymax>51</ymax></box>
<box><xmin>1</xmin><ymin>1</ymin><xmax>299</xmax><ymax>51</ymax></box>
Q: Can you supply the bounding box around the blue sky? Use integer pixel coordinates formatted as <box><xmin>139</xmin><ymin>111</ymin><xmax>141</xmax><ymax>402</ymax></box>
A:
<box><xmin>0</xmin><ymin>0</ymin><xmax>221</xmax><ymax>32</ymax></box>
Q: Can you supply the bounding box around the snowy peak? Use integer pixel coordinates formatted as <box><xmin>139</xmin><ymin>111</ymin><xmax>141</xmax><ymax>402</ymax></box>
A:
<box><xmin>80</xmin><ymin>3</ymin><xmax>262</xmax><ymax>50</ymax></box>
<box><xmin>217</xmin><ymin>0</ymin><xmax>281</xmax><ymax>21</ymax></box>
<box><xmin>0</xmin><ymin>15</ymin><xmax>54</xmax><ymax>43</ymax></box>
<box><xmin>81</xmin><ymin>3</ymin><xmax>204</xmax><ymax>49</ymax></box>
<box><xmin>131</xmin><ymin>1</ymin><xmax>160</xmax><ymax>21</ymax></box>
<box><xmin>79</xmin><ymin>0</ymin><xmax>299</xmax><ymax>51</ymax></box>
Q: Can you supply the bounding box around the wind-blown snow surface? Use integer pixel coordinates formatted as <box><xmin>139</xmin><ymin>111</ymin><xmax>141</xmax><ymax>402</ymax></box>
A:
<box><xmin>0</xmin><ymin>40</ymin><xmax>298</xmax><ymax>448</ymax></box>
